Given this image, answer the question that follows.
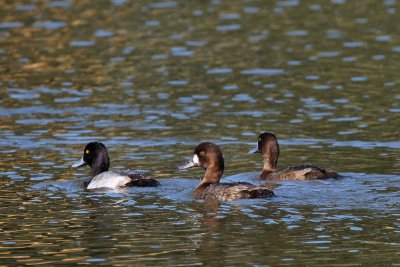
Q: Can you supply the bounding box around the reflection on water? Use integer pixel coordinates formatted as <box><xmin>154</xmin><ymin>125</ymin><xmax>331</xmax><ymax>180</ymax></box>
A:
<box><xmin>1</xmin><ymin>0</ymin><xmax>399</xmax><ymax>265</ymax></box>
<box><xmin>2</xmin><ymin>172</ymin><xmax>400</xmax><ymax>265</ymax></box>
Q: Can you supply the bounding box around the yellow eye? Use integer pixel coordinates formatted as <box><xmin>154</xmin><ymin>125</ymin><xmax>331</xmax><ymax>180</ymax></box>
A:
<box><xmin>85</xmin><ymin>150</ymin><xmax>90</xmax><ymax>154</ymax></box>
<box><xmin>199</xmin><ymin>151</ymin><xmax>206</xmax><ymax>156</ymax></box>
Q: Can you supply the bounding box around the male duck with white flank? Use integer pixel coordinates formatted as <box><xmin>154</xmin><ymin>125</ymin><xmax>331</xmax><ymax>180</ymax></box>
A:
<box><xmin>180</xmin><ymin>142</ymin><xmax>274</xmax><ymax>201</ymax></box>
<box><xmin>72</xmin><ymin>142</ymin><xmax>160</xmax><ymax>189</ymax></box>
<box><xmin>250</xmin><ymin>132</ymin><xmax>338</xmax><ymax>180</ymax></box>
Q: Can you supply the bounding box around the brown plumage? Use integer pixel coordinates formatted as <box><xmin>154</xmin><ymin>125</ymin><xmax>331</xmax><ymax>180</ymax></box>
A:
<box><xmin>180</xmin><ymin>142</ymin><xmax>274</xmax><ymax>201</ymax></box>
<box><xmin>250</xmin><ymin>132</ymin><xmax>338</xmax><ymax>180</ymax></box>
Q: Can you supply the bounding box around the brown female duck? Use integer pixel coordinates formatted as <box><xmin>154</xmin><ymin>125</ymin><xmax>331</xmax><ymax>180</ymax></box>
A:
<box><xmin>180</xmin><ymin>142</ymin><xmax>274</xmax><ymax>201</ymax></box>
<box><xmin>250</xmin><ymin>132</ymin><xmax>338</xmax><ymax>180</ymax></box>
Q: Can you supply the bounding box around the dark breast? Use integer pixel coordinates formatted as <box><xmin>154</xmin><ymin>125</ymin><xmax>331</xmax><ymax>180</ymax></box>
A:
<box><xmin>200</xmin><ymin>182</ymin><xmax>274</xmax><ymax>201</ymax></box>
<box><xmin>261</xmin><ymin>164</ymin><xmax>338</xmax><ymax>180</ymax></box>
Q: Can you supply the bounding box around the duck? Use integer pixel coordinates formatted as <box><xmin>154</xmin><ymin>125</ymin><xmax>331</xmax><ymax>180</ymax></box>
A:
<box><xmin>71</xmin><ymin>141</ymin><xmax>160</xmax><ymax>189</ymax></box>
<box><xmin>249</xmin><ymin>132</ymin><xmax>338</xmax><ymax>180</ymax></box>
<box><xmin>179</xmin><ymin>142</ymin><xmax>274</xmax><ymax>201</ymax></box>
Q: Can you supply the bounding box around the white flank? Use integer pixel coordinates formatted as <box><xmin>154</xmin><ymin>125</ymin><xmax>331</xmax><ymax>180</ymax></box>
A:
<box><xmin>87</xmin><ymin>171</ymin><xmax>131</xmax><ymax>189</ymax></box>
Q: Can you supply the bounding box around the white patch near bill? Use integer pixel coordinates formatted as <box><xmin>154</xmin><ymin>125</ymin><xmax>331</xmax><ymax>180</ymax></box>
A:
<box><xmin>193</xmin><ymin>154</ymin><xmax>200</xmax><ymax>165</ymax></box>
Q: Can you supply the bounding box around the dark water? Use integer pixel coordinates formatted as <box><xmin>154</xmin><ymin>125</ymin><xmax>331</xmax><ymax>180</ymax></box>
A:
<box><xmin>1</xmin><ymin>0</ymin><xmax>400</xmax><ymax>265</ymax></box>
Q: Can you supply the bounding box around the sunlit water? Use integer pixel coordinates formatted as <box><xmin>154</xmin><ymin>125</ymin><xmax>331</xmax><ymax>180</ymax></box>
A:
<box><xmin>1</xmin><ymin>0</ymin><xmax>399</xmax><ymax>265</ymax></box>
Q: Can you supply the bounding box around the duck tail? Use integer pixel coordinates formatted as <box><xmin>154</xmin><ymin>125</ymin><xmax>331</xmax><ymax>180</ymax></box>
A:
<box><xmin>325</xmin><ymin>169</ymin><xmax>339</xmax><ymax>178</ymax></box>
<box><xmin>246</xmin><ymin>187</ymin><xmax>274</xmax><ymax>198</ymax></box>
<box><xmin>127</xmin><ymin>177</ymin><xmax>160</xmax><ymax>187</ymax></box>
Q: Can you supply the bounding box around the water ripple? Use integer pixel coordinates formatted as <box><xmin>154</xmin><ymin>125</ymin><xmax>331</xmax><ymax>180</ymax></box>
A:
<box><xmin>69</xmin><ymin>41</ymin><xmax>96</xmax><ymax>47</ymax></box>
<box><xmin>207</xmin><ymin>68</ymin><xmax>233</xmax><ymax>74</ymax></box>
<box><xmin>240</xmin><ymin>69</ymin><xmax>285</xmax><ymax>75</ymax></box>
<box><xmin>0</xmin><ymin>22</ymin><xmax>23</xmax><ymax>28</ymax></box>
<box><xmin>32</xmin><ymin>21</ymin><xmax>66</xmax><ymax>29</ymax></box>
<box><xmin>286</xmin><ymin>30</ymin><xmax>308</xmax><ymax>37</ymax></box>
<box><xmin>216</xmin><ymin>24</ymin><xmax>241</xmax><ymax>32</ymax></box>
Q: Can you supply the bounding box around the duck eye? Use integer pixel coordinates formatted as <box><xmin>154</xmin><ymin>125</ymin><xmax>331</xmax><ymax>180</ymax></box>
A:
<box><xmin>199</xmin><ymin>151</ymin><xmax>206</xmax><ymax>156</ymax></box>
<box><xmin>85</xmin><ymin>149</ymin><xmax>90</xmax><ymax>154</ymax></box>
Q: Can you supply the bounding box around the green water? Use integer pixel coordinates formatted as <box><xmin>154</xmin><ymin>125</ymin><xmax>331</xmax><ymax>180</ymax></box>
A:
<box><xmin>0</xmin><ymin>0</ymin><xmax>399</xmax><ymax>265</ymax></box>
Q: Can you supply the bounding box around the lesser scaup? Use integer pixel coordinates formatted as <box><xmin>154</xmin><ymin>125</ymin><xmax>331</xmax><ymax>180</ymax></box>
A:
<box><xmin>180</xmin><ymin>142</ymin><xmax>274</xmax><ymax>201</ymax></box>
<box><xmin>71</xmin><ymin>142</ymin><xmax>160</xmax><ymax>189</ymax></box>
<box><xmin>250</xmin><ymin>132</ymin><xmax>338</xmax><ymax>180</ymax></box>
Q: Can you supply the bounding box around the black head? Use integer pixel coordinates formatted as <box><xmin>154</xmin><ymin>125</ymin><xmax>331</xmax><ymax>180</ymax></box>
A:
<box><xmin>179</xmin><ymin>142</ymin><xmax>225</xmax><ymax>183</ymax></box>
<box><xmin>72</xmin><ymin>142</ymin><xmax>110</xmax><ymax>177</ymax></box>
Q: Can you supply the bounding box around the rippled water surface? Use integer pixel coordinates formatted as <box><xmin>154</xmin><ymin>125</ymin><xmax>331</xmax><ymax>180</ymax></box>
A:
<box><xmin>1</xmin><ymin>0</ymin><xmax>400</xmax><ymax>265</ymax></box>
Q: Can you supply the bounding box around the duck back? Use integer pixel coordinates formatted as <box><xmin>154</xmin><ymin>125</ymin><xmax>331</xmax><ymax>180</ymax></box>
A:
<box><xmin>261</xmin><ymin>164</ymin><xmax>338</xmax><ymax>180</ymax></box>
<box><xmin>198</xmin><ymin>182</ymin><xmax>274</xmax><ymax>201</ymax></box>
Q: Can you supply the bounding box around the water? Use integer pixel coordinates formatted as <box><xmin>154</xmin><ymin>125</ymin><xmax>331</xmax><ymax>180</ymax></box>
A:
<box><xmin>1</xmin><ymin>0</ymin><xmax>399</xmax><ymax>265</ymax></box>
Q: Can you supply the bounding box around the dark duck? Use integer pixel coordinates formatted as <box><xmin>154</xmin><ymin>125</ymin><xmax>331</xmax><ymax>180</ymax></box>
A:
<box><xmin>71</xmin><ymin>142</ymin><xmax>160</xmax><ymax>189</ymax></box>
<box><xmin>250</xmin><ymin>132</ymin><xmax>338</xmax><ymax>180</ymax></box>
<box><xmin>180</xmin><ymin>142</ymin><xmax>274</xmax><ymax>201</ymax></box>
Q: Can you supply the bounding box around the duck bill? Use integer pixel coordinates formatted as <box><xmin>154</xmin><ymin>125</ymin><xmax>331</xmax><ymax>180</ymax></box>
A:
<box><xmin>248</xmin><ymin>146</ymin><xmax>260</xmax><ymax>154</ymax></box>
<box><xmin>179</xmin><ymin>160</ymin><xmax>198</xmax><ymax>170</ymax></box>
<box><xmin>71</xmin><ymin>156</ymin><xmax>87</xmax><ymax>168</ymax></box>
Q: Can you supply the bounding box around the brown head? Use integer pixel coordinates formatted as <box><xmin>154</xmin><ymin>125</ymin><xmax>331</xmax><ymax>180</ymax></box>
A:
<box><xmin>249</xmin><ymin>132</ymin><xmax>280</xmax><ymax>171</ymax></box>
<box><xmin>179</xmin><ymin>142</ymin><xmax>224</xmax><ymax>184</ymax></box>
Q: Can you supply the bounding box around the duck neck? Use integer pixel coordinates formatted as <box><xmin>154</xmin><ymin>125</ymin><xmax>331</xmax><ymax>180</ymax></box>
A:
<box><xmin>194</xmin><ymin>164</ymin><xmax>223</xmax><ymax>198</ymax></box>
<box><xmin>261</xmin><ymin>140</ymin><xmax>279</xmax><ymax>173</ymax></box>
<box><xmin>262</xmin><ymin>154</ymin><xmax>277</xmax><ymax>172</ymax></box>
<box><xmin>203</xmin><ymin>165</ymin><xmax>223</xmax><ymax>184</ymax></box>
<box><xmin>91</xmin><ymin>155</ymin><xmax>109</xmax><ymax>177</ymax></box>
